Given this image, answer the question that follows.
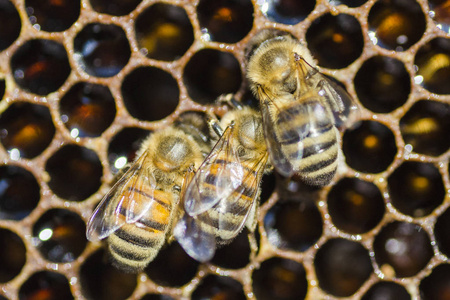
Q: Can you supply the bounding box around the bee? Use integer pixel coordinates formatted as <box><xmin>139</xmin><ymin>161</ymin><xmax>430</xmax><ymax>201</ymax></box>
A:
<box><xmin>174</xmin><ymin>102</ymin><xmax>269</xmax><ymax>262</ymax></box>
<box><xmin>86</xmin><ymin>114</ymin><xmax>211</xmax><ymax>272</ymax></box>
<box><xmin>247</xmin><ymin>30</ymin><xmax>358</xmax><ymax>186</ymax></box>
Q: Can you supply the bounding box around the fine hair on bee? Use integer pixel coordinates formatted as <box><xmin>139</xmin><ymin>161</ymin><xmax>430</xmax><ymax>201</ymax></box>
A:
<box><xmin>86</xmin><ymin>116</ymin><xmax>211</xmax><ymax>272</ymax></box>
<box><xmin>246</xmin><ymin>29</ymin><xmax>358</xmax><ymax>186</ymax></box>
<box><xmin>174</xmin><ymin>96</ymin><xmax>270</xmax><ymax>262</ymax></box>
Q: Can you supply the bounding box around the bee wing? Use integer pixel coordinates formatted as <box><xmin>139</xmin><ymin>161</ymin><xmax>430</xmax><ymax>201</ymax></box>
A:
<box><xmin>217</xmin><ymin>152</ymin><xmax>268</xmax><ymax>240</ymax></box>
<box><xmin>86</xmin><ymin>152</ymin><xmax>157</xmax><ymax>241</ymax></box>
<box><xmin>184</xmin><ymin>126</ymin><xmax>245</xmax><ymax>216</ymax></box>
<box><xmin>173</xmin><ymin>213</ymin><xmax>216</xmax><ymax>262</ymax></box>
<box><xmin>260</xmin><ymin>97</ymin><xmax>308</xmax><ymax>177</ymax></box>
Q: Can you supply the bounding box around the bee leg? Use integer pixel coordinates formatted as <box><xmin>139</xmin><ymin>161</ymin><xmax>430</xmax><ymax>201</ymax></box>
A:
<box><xmin>217</xmin><ymin>93</ymin><xmax>243</xmax><ymax>110</ymax></box>
<box><xmin>205</xmin><ymin>113</ymin><xmax>225</xmax><ymax>138</ymax></box>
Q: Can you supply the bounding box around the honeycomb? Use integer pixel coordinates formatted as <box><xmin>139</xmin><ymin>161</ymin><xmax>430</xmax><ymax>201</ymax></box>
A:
<box><xmin>0</xmin><ymin>0</ymin><xmax>449</xmax><ymax>299</ymax></box>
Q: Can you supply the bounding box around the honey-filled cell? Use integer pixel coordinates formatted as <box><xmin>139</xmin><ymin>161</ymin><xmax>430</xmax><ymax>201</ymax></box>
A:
<box><xmin>25</xmin><ymin>0</ymin><xmax>80</xmax><ymax>32</ymax></box>
<box><xmin>10</xmin><ymin>39</ymin><xmax>71</xmax><ymax>95</ymax></box>
<box><xmin>259</xmin><ymin>0</ymin><xmax>315</xmax><ymax>25</ymax></box>
<box><xmin>368</xmin><ymin>0</ymin><xmax>426</xmax><ymax>51</ymax></box>
<box><xmin>45</xmin><ymin>144</ymin><xmax>103</xmax><ymax>201</ymax></box>
<box><xmin>400</xmin><ymin>100</ymin><xmax>450</xmax><ymax>156</ymax></box>
<box><xmin>373</xmin><ymin>221</ymin><xmax>433</xmax><ymax>278</ymax></box>
<box><xmin>327</xmin><ymin>177</ymin><xmax>385</xmax><ymax>234</ymax></box>
<box><xmin>144</xmin><ymin>242</ymin><xmax>199</xmax><ymax>287</ymax></box>
<box><xmin>314</xmin><ymin>238</ymin><xmax>373</xmax><ymax>297</ymax></box>
<box><xmin>428</xmin><ymin>0</ymin><xmax>450</xmax><ymax>33</ymax></box>
<box><xmin>362</xmin><ymin>281</ymin><xmax>411</xmax><ymax>300</ymax></box>
<box><xmin>197</xmin><ymin>0</ymin><xmax>254</xmax><ymax>43</ymax></box>
<box><xmin>183</xmin><ymin>49</ymin><xmax>241</xmax><ymax>105</ymax></box>
<box><xmin>89</xmin><ymin>0</ymin><xmax>141</xmax><ymax>16</ymax></box>
<box><xmin>32</xmin><ymin>208</ymin><xmax>87</xmax><ymax>263</ymax></box>
<box><xmin>74</xmin><ymin>23</ymin><xmax>131</xmax><ymax>78</ymax></box>
<box><xmin>135</xmin><ymin>3</ymin><xmax>194</xmax><ymax>61</ymax></box>
<box><xmin>0</xmin><ymin>228</ymin><xmax>26</xmax><ymax>283</ymax></box>
<box><xmin>387</xmin><ymin>161</ymin><xmax>445</xmax><ymax>217</ymax></box>
<box><xmin>121</xmin><ymin>66</ymin><xmax>179</xmax><ymax>122</ymax></box>
<box><xmin>191</xmin><ymin>275</ymin><xmax>246</xmax><ymax>300</ymax></box>
<box><xmin>0</xmin><ymin>0</ymin><xmax>21</xmax><ymax>51</ymax></box>
<box><xmin>18</xmin><ymin>271</ymin><xmax>74</xmax><ymax>300</ymax></box>
<box><xmin>419</xmin><ymin>263</ymin><xmax>450</xmax><ymax>300</ymax></box>
<box><xmin>60</xmin><ymin>82</ymin><xmax>116</xmax><ymax>138</ymax></box>
<box><xmin>305</xmin><ymin>13</ymin><xmax>364</xmax><ymax>69</ymax></box>
<box><xmin>0</xmin><ymin>165</ymin><xmax>40</xmax><ymax>221</ymax></box>
<box><xmin>252</xmin><ymin>257</ymin><xmax>307</xmax><ymax>300</ymax></box>
<box><xmin>414</xmin><ymin>37</ymin><xmax>450</xmax><ymax>94</ymax></box>
<box><xmin>0</xmin><ymin>102</ymin><xmax>55</xmax><ymax>159</ymax></box>
<box><xmin>80</xmin><ymin>249</ymin><xmax>137</xmax><ymax>300</ymax></box>
<box><xmin>354</xmin><ymin>56</ymin><xmax>410</xmax><ymax>113</ymax></box>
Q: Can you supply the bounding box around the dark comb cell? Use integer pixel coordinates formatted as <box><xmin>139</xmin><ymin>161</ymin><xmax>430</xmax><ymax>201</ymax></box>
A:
<box><xmin>191</xmin><ymin>275</ymin><xmax>246</xmax><ymax>300</ymax></box>
<box><xmin>0</xmin><ymin>102</ymin><xmax>55</xmax><ymax>159</ymax></box>
<box><xmin>0</xmin><ymin>0</ymin><xmax>21</xmax><ymax>51</ymax></box>
<box><xmin>0</xmin><ymin>165</ymin><xmax>40</xmax><ymax>220</ymax></box>
<box><xmin>89</xmin><ymin>0</ymin><xmax>141</xmax><ymax>16</ymax></box>
<box><xmin>362</xmin><ymin>281</ymin><xmax>411</xmax><ymax>300</ymax></box>
<box><xmin>428</xmin><ymin>0</ymin><xmax>450</xmax><ymax>33</ymax></box>
<box><xmin>433</xmin><ymin>207</ymin><xmax>450</xmax><ymax>257</ymax></box>
<box><xmin>60</xmin><ymin>82</ymin><xmax>116</xmax><ymax>138</ymax></box>
<box><xmin>211</xmin><ymin>228</ymin><xmax>251</xmax><ymax>269</ymax></box>
<box><xmin>25</xmin><ymin>0</ymin><xmax>80</xmax><ymax>32</ymax></box>
<box><xmin>328</xmin><ymin>0</ymin><xmax>368</xmax><ymax>7</ymax></box>
<box><xmin>0</xmin><ymin>228</ymin><xmax>26</xmax><ymax>283</ymax></box>
<box><xmin>135</xmin><ymin>3</ymin><xmax>194</xmax><ymax>61</ymax></box>
<box><xmin>419</xmin><ymin>263</ymin><xmax>450</xmax><ymax>300</ymax></box>
<box><xmin>10</xmin><ymin>39</ymin><xmax>71</xmax><ymax>95</ymax></box>
<box><xmin>19</xmin><ymin>271</ymin><xmax>74</xmax><ymax>300</ymax></box>
<box><xmin>74</xmin><ymin>23</ymin><xmax>131</xmax><ymax>78</ymax></box>
<box><xmin>260</xmin><ymin>0</ymin><xmax>315</xmax><ymax>25</ymax></box>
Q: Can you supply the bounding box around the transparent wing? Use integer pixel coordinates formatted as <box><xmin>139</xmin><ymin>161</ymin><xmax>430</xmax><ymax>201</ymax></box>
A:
<box><xmin>217</xmin><ymin>151</ymin><xmax>268</xmax><ymax>240</ymax></box>
<box><xmin>184</xmin><ymin>126</ymin><xmax>244</xmax><ymax>216</ymax></box>
<box><xmin>86</xmin><ymin>152</ymin><xmax>157</xmax><ymax>241</ymax></box>
<box><xmin>173</xmin><ymin>213</ymin><xmax>216</xmax><ymax>262</ymax></box>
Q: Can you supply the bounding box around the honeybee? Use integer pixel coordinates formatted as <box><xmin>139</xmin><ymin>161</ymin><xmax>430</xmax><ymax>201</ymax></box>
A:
<box><xmin>173</xmin><ymin>102</ymin><xmax>269</xmax><ymax>262</ymax></box>
<box><xmin>247</xmin><ymin>30</ymin><xmax>358</xmax><ymax>186</ymax></box>
<box><xmin>86</xmin><ymin>115</ymin><xmax>211</xmax><ymax>272</ymax></box>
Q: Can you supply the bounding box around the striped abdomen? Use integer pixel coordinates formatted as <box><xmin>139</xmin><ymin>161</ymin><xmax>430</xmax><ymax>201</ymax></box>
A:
<box><xmin>195</xmin><ymin>159</ymin><xmax>259</xmax><ymax>243</ymax></box>
<box><xmin>276</xmin><ymin>99</ymin><xmax>339</xmax><ymax>186</ymax></box>
<box><xmin>107</xmin><ymin>188</ymin><xmax>174</xmax><ymax>272</ymax></box>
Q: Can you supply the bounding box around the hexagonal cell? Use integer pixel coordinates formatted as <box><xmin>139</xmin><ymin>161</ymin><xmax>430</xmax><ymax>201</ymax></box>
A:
<box><xmin>305</xmin><ymin>13</ymin><xmax>364</xmax><ymax>69</ymax></box>
<box><xmin>0</xmin><ymin>165</ymin><xmax>40</xmax><ymax>221</ymax></box>
<box><xmin>259</xmin><ymin>0</ymin><xmax>315</xmax><ymax>25</ymax></box>
<box><xmin>140</xmin><ymin>295</ymin><xmax>174</xmax><ymax>300</ymax></box>
<box><xmin>197</xmin><ymin>0</ymin><xmax>253</xmax><ymax>43</ymax></box>
<box><xmin>400</xmin><ymin>100</ymin><xmax>450</xmax><ymax>156</ymax></box>
<box><xmin>327</xmin><ymin>177</ymin><xmax>385</xmax><ymax>234</ymax></box>
<box><xmin>144</xmin><ymin>242</ymin><xmax>199</xmax><ymax>287</ymax></box>
<box><xmin>354</xmin><ymin>56</ymin><xmax>410</xmax><ymax>113</ymax></box>
<box><xmin>0</xmin><ymin>79</ymin><xmax>5</xmax><ymax>100</ymax></box>
<box><xmin>259</xmin><ymin>172</ymin><xmax>276</xmax><ymax>205</ymax></box>
<box><xmin>45</xmin><ymin>144</ymin><xmax>103</xmax><ymax>201</ymax></box>
<box><xmin>0</xmin><ymin>0</ymin><xmax>21</xmax><ymax>51</ymax></box>
<box><xmin>121</xmin><ymin>66</ymin><xmax>179</xmax><ymax>122</ymax></box>
<box><xmin>414</xmin><ymin>37</ymin><xmax>450</xmax><ymax>94</ymax></box>
<box><xmin>368</xmin><ymin>0</ymin><xmax>426</xmax><ymax>51</ymax></box>
<box><xmin>388</xmin><ymin>161</ymin><xmax>445</xmax><ymax>217</ymax></box>
<box><xmin>32</xmin><ymin>208</ymin><xmax>87</xmax><ymax>263</ymax></box>
<box><xmin>108</xmin><ymin>127</ymin><xmax>151</xmax><ymax>174</ymax></box>
<box><xmin>211</xmin><ymin>228</ymin><xmax>251</xmax><ymax>269</ymax></box>
<box><xmin>264</xmin><ymin>198</ymin><xmax>322</xmax><ymax>252</ymax></box>
<box><xmin>0</xmin><ymin>102</ymin><xmax>55</xmax><ymax>159</ymax></box>
<box><xmin>434</xmin><ymin>207</ymin><xmax>450</xmax><ymax>257</ymax></box>
<box><xmin>362</xmin><ymin>281</ymin><xmax>411</xmax><ymax>300</ymax></box>
<box><xmin>10</xmin><ymin>39</ymin><xmax>71</xmax><ymax>95</ymax></box>
<box><xmin>183</xmin><ymin>49</ymin><xmax>241</xmax><ymax>104</ymax></box>
<box><xmin>428</xmin><ymin>0</ymin><xmax>450</xmax><ymax>32</ymax></box>
<box><xmin>60</xmin><ymin>82</ymin><xmax>116</xmax><ymax>138</ymax></box>
<box><xmin>191</xmin><ymin>275</ymin><xmax>246</xmax><ymax>300</ymax></box>
<box><xmin>25</xmin><ymin>0</ymin><xmax>80</xmax><ymax>32</ymax></box>
<box><xmin>89</xmin><ymin>0</ymin><xmax>141</xmax><ymax>16</ymax></box>
<box><xmin>373</xmin><ymin>221</ymin><xmax>433</xmax><ymax>278</ymax></box>
<box><xmin>74</xmin><ymin>23</ymin><xmax>131</xmax><ymax>78</ymax></box>
<box><xmin>18</xmin><ymin>271</ymin><xmax>74</xmax><ymax>300</ymax></box>
<box><xmin>342</xmin><ymin>121</ymin><xmax>397</xmax><ymax>174</ymax></box>
<box><xmin>80</xmin><ymin>249</ymin><xmax>137</xmax><ymax>300</ymax></box>
<box><xmin>135</xmin><ymin>3</ymin><xmax>194</xmax><ymax>61</ymax></box>
<box><xmin>0</xmin><ymin>228</ymin><xmax>26</xmax><ymax>283</ymax></box>
<box><xmin>252</xmin><ymin>257</ymin><xmax>307</xmax><ymax>300</ymax></box>
<box><xmin>314</xmin><ymin>238</ymin><xmax>373</xmax><ymax>297</ymax></box>
<box><xmin>328</xmin><ymin>0</ymin><xmax>368</xmax><ymax>7</ymax></box>
<box><xmin>419</xmin><ymin>263</ymin><xmax>450</xmax><ymax>300</ymax></box>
